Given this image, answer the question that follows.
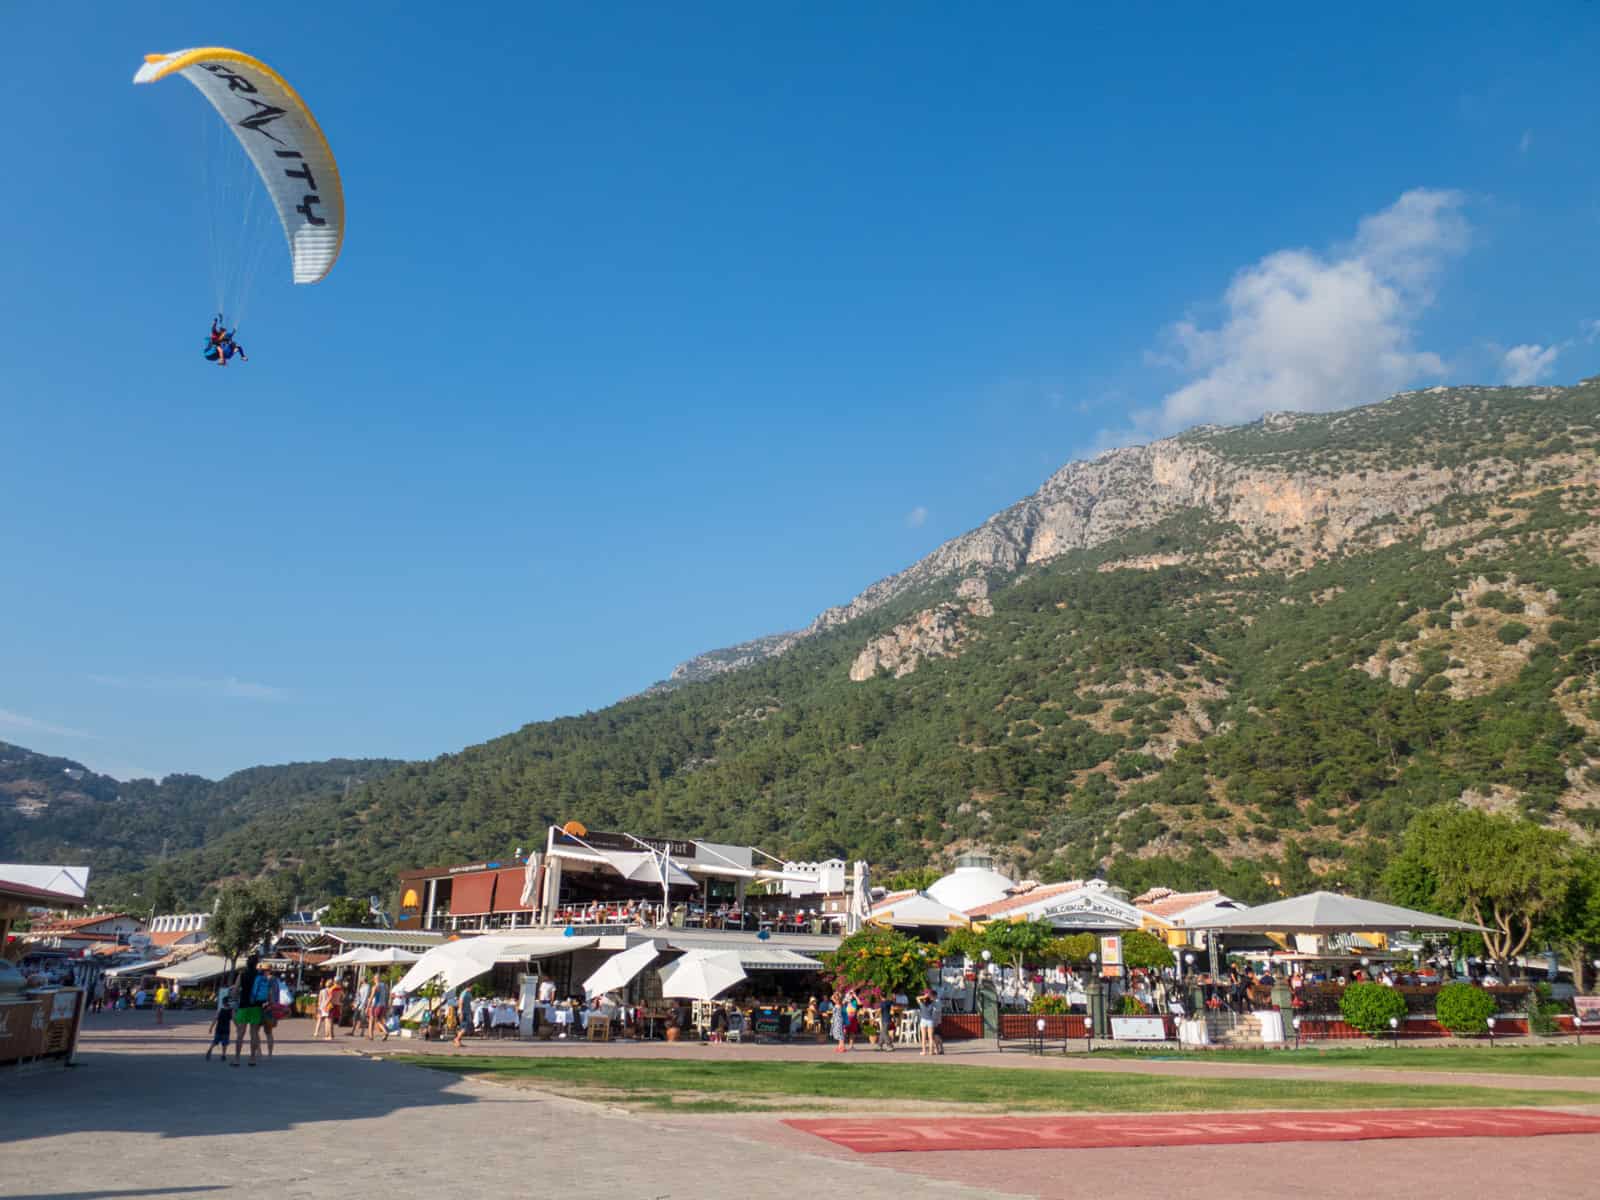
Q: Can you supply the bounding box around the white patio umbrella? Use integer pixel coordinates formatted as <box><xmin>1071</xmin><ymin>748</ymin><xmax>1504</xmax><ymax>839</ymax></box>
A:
<box><xmin>657</xmin><ymin>949</ymin><xmax>746</xmax><ymax>1001</ymax></box>
<box><xmin>582</xmin><ymin>941</ymin><xmax>659</xmax><ymax>998</ymax></box>
<box><xmin>324</xmin><ymin>946</ymin><xmax>422</xmax><ymax>967</ymax></box>
<box><xmin>847</xmin><ymin>860</ymin><xmax>871</xmax><ymax>934</ymax></box>
<box><xmin>1185</xmin><ymin>891</ymin><xmax>1488</xmax><ymax>934</ymax></box>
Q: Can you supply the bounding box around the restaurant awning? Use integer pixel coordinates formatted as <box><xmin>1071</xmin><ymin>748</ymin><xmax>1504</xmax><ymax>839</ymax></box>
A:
<box><xmin>666</xmin><ymin>943</ymin><xmax>821</xmax><ymax>971</ymax></box>
<box><xmin>868</xmin><ymin>891</ymin><xmax>971</xmax><ymax>930</ymax></box>
<box><xmin>491</xmin><ymin>867</ymin><xmax>533</xmax><ymax>913</ymax></box>
<box><xmin>600</xmin><ymin>850</ymin><xmax>697</xmax><ymax>888</ymax></box>
<box><xmin>732</xmin><ymin>947</ymin><xmax>823</xmax><ymax>971</ymax></box>
<box><xmin>449</xmin><ymin>871</ymin><xmax>497</xmax><ymax>917</ymax></box>
<box><xmin>394</xmin><ymin>934</ymin><xmax>599</xmax><ymax>995</ymax></box>
<box><xmin>1185</xmin><ymin>891</ymin><xmax>1489</xmax><ymax>934</ymax></box>
<box><xmin>106</xmin><ymin>957</ymin><xmax>169</xmax><ymax>978</ymax></box>
<box><xmin>157</xmin><ymin>954</ymin><xmax>231</xmax><ymax>984</ymax></box>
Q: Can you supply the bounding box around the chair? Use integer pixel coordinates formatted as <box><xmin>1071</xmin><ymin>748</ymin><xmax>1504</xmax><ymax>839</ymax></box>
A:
<box><xmin>588</xmin><ymin>1015</ymin><xmax>613</xmax><ymax>1042</ymax></box>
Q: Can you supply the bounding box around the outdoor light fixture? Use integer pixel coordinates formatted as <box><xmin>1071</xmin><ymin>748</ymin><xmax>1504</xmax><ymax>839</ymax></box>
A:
<box><xmin>1486</xmin><ymin>1015</ymin><xmax>1497</xmax><ymax>1048</ymax></box>
<box><xmin>1292</xmin><ymin>1015</ymin><xmax>1302</xmax><ymax>1049</ymax></box>
<box><xmin>1388</xmin><ymin>1014</ymin><xmax>1400</xmax><ymax>1049</ymax></box>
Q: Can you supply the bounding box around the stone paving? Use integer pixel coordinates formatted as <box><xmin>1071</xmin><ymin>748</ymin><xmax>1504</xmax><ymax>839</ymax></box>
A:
<box><xmin>6</xmin><ymin>1011</ymin><xmax>1598</xmax><ymax>1200</ymax></box>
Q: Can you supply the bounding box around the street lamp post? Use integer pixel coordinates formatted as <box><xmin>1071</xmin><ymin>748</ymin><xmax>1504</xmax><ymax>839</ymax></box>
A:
<box><xmin>1388</xmin><ymin>1014</ymin><xmax>1400</xmax><ymax>1050</ymax></box>
<box><xmin>1292</xmin><ymin>1015</ymin><xmax>1301</xmax><ymax>1049</ymax></box>
<box><xmin>1086</xmin><ymin>952</ymin><xmax>1106</xmax><ymax>1043</ymax></box>
<box><xmin>1487</xmin><ymin>1015</ymin><xmax>1496</xmax><ymax>1048</ymax></box>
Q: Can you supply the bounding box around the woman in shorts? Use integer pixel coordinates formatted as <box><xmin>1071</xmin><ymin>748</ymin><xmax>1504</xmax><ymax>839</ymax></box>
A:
<box><xmin>233</xmin><ymin>956</ymin><xmax>266</xmax><ymax>1066</ymax></box>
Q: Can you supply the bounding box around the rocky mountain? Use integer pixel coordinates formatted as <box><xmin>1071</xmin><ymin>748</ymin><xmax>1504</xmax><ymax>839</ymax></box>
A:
<box><xmin>670</xmin><ymin>384</ymin><xmax>1598</xmax><ymax>682</ymax></box>
<box><xmin>68</xmin><ymin>380</ymin><xmax>1600</xmax><ymax>910</ymax></box>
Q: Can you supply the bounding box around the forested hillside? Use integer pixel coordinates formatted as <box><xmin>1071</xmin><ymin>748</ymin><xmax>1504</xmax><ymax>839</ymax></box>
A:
<box><xmin>82</xmin><ymin>382</ymin><xmax>1600</xmax><ymax>910</ymax></box>
<box><xmin>0</xmin><ymin>746</ymin><xmax>402</xmax><ymax>893</ymax></box>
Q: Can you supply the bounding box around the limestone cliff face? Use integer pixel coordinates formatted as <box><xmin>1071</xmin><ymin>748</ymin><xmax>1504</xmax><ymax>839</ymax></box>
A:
<box><xmin>848</xmin><ymin>580</ymin><xmax>995</xmax><ymax>681</ymax></box>
<box><xmin>666</xmin><ymin>385</ymin><xmax>1598</xmax><ymax>685</ymax></box>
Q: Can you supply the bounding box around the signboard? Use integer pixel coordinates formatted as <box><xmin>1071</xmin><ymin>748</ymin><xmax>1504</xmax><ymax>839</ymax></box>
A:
<box><xmin>50</xmin><ymin>990</ymin><xmax>79</xmax><ymax>1021</ymax></box>
<box><xmin>556</xmin><ymin>829</ymin><xmax>695</xmax><ymax>858</ymax></box>
<box><xmin>1110</xmin><ymin>1016</ymin><xmax>1167</xmax><ymax>1041</ymax></box>
<box><xmin>1100</xmin><ymin>935</ymin><xmax>1123</xmax><ymax>970</ymax></box>
<box><xmin>1575</xmin><ymin>996</ymin><xmax>1600</xmax><ymax>1025</ymax></box>
<box><xmin>1038</xmin><ymin>894</ymin><xmax>1140</xmax><ymax>927</ymax></box>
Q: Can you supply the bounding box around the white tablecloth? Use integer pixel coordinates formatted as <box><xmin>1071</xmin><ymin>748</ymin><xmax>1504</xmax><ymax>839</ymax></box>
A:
<box><xmin>1177</xmin><ymin>1017</ymin><xmax>1210</xmax><ymax>1046</ymax></box>
<box><xmin>490</xmin><ymin>1004</ymin><xmax>518</xmax><ymax>1028</ymax></box>
<box><xmin>1256</xmin><ymin>1010</ymin><xmax>1285</xmax><ymax>1043</ymax></box>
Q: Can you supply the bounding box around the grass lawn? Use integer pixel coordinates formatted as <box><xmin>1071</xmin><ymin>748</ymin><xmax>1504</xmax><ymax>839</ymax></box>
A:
<box><xmin>1090</xmin><ymin>1043</ymin><xmax>1600</xmax><ymax>1079</ymax></box>
<box><xmin>388</xmin><ymin>1055</ymin><xmax>1600</xmax><ymax>1113</ymax></box>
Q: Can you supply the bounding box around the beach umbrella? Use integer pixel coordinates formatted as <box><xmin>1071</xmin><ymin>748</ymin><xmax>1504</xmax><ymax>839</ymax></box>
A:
<box><xmin>1185</xmin><ymin>891</ymin><xmax>1488</xmax><ymax>934</ymax></box>
<box><xmin>658</xmin><ymin>950</ymin><xmax>746</xmax><ymax>1001</ymax></box>
<box><xmin>582</xmin><ymin>941</ymin><xmax>659</xmax><ymax>998</ymax></box>
<box><xmin>323</xmin><ymin>946</ymin><xmax>422</xmax><ymax>967</ymax></box>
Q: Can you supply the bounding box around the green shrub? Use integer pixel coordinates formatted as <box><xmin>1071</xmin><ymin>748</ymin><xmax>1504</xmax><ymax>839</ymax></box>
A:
<box><xmin>1029</xmin><ymin>993</ymin><xmax>1072</xmax><ymax>1015</ymax></box>
<box><xmin>1497</xmin><ymin>621</ymin><xmax>1531</xmax><ymax>644</ymax></box>
<box><xmin>1119</xmin><ymin>994</ymin><xmax>1149</xmax><ymax>1016</ymax></box>
<box><xmin>1434</xmin><ymin>981</ymin><xmax>1496</xmax><ymax>1034</ymax></box>
<box><xmin>1529</xmin><ymin>981</ymin><xmax>1566</xmax><ymax>1035</ymax></box>
<box><xmin>1338</xmin><ymin>981</ymin><xmax>1408</xmax><ymax>1036</ymax></box>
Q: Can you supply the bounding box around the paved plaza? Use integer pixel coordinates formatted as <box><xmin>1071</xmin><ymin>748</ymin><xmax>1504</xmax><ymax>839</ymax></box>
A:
<box><xmin>6</xmin><ymin>1012</ymin><xmax>1600</xmax><ymax>1200</ymax></box>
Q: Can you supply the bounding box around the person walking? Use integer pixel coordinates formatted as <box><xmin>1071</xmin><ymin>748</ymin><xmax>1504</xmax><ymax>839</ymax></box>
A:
<box><xmin>366</xmin><ymin>974</ymin><xmax>390</xmax><ymax>1040</ymax></box>
<box><xmin>153</xmin><ymin>981</ymin><xmax>169</xmax><ymax>1025</ymax></box>
<box><xmin>206</xmin><ymin>979</ymin><xmax>235</xmax><ymax>1062</ymax></box>
<box><xmin>325</xmin><ymin>977</ymin><xmax>346</xmax><ymax>1041</ymax></box>
<box><xmin>313</xmin><ymin>978</ymin><xmax>334</xmax><ymax>1040</ymax></box>
<box><xmin>876</xmin><ymin>993</ymin><xmax>895</xmax><ymax>1052</ymax></box>
<box><xmin>830</xmin><ymin>991</ymin><xmax>848</xmax><ymax>1053</ymax></box>
<box><xmin>917</xmin><ymin>988</ymin><xmax>941</xmax><ymax>1056</ymax></box>
<box><xmin>233</xmin><ymin>955</ymin><xmax>265</xmax><ymax>1067</ymax></box>
<box><xmin>349</xmin><ymin>974</ymin><xmax>371</xmax><ymax>1037</ymax></box>
<box><xmin>259</xmin><ymin>967</ymin><xmax>279</xmax><ymax>1058</ymax></box>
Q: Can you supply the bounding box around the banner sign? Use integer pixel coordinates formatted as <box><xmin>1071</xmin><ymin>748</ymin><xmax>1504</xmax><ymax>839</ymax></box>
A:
<box><xmin>1100</xmin><ymin>935</ymin><xmax>1123</xmax><ymax>968</ymax></box>
<box><xmin>1110</xmin><ymin>1016</ymin><xmax>1167</xmax><ymax>1041</ymax></box>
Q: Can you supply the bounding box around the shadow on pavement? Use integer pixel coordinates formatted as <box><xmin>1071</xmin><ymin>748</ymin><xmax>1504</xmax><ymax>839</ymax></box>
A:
<box><xmin>13</xmin><ymin>1018</ymin><xmax>492</xmax><ymax>1142</ymax></box>
<box><xmin>10</xmin><ymin>1190</ymin><xmax>223</xmax><ymax>1200</ymax></box>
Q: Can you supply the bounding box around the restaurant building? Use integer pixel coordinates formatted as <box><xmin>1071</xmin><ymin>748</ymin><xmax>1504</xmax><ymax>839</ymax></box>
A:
<box><xmin>385</xmin><ymin>824</ymin><xmax>853</xmax><ymax>1011</ymax></box>
<box><xmin>395</xmin><ymin>822</ymin><xmax>847</xmax><ymax>934</ymax></box>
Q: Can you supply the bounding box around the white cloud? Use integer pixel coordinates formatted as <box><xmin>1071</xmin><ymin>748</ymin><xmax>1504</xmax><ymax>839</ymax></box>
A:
<box><xmin>88</xmin><ymin>674</ymin><xmax>289</xmax><ymax>702</ymax></box>
<box><xmin>1137</xmin><ymin>189</ymin><xmax>1469</xmax><ymax>434</ymax></box>
<box><xmin>905</xmin><ymin>505</ymin><xmax>929</xmax><ymax>529</ymax></box>
<box><xmin>1519</xmin><ymin>130</ymin><xmax>1533</xmax><ymax>153</ymax></box>
<box><xmin>0</xmin><ymin>708</ymin><xmax>93</xmax><ymax>739</ymax></box>
<box><xmin>1501</xmin><ymin>343</ymin><xmax>1561</xmax><ymax>386</ymax></box>
<box><xmin>1582</xmin><ymin>319</ymin><xmax>1600</xmax><ymax>344</ymax></box>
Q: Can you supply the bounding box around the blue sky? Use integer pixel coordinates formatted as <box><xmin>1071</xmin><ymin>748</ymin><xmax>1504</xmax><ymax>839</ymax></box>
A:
<box><xmin>4</xmin><ymin>4</ymin><xmax>1598</xmax><ymax>780</ymax></box>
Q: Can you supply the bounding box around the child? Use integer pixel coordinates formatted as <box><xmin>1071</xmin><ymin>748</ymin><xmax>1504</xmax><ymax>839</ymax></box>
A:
<box><xmin>205</xmin><ymin>982</ymin><xmax>234</xmax><ymax>1063</ymax></box>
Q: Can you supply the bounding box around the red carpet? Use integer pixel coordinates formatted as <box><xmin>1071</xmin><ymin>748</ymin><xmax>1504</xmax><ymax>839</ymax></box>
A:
<box><xmin>785</xmin><ymin>1108</ymin><xmax>1600</xmax><ymax>1154</ymax></box>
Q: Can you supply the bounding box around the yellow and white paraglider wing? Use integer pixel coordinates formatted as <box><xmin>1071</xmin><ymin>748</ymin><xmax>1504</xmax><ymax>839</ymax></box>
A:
<box><xmin>135</xmin><ymin>48</ymin><xmax>343</xmax><ymax>284</ymax></box>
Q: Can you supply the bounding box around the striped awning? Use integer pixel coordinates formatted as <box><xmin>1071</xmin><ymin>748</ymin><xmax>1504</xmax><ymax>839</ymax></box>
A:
<box><xmin>669</xmin><ymin>943</ymin><xmax>820</xmax><ymax>971</ymax></box>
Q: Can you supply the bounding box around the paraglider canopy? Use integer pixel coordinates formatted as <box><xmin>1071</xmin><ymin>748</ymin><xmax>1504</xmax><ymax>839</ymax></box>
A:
<box><xmin>135</xmin><ymin>47</ymin><xmax>344</xmax><ymax>285</ymax></box>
